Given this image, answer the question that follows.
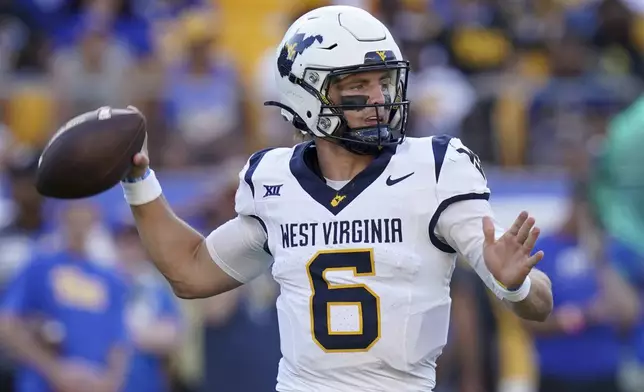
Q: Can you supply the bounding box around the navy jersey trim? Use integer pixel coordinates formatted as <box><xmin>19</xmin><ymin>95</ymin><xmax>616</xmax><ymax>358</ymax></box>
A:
<box><xmin>250</xmin><ymin>215</ymin><xmax>271</xmax><ymax>256</ymax></box>
<box><xmin>428</xmin><ymin>192</ymin><xmax>491</xmax><ymax>253</ymax></box>
<box><xmin>244</xmin><ymin>148</ymin><xmax>275</xmax><ymax>197</ymax></box>
<box><xmin>289</xmin><ymin>141</ymin><xmax>396</xmax><ymax>215</ymax></box>
<box><xmin>431</xmin><ymin>134</ymin><xmax>452</xmax><ymax>182</ymax></box>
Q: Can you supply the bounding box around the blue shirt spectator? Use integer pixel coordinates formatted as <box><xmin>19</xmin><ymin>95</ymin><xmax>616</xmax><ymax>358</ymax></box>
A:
<box><xmin>123</xmin><ymin>273</ymin><xmax>182</xmax><ymax>392</ymax></box>
<box><xmin>526</xmin><ymin>185</ymin><xmax>637</xmax><ymax>392</ymax></box>
<box><xmin>607</xmin><ymin>239</ymin><xmax>644</xmax><ymax>363</ymax></box>
<box><xmin>0</xmin><ymin>250</ymin><xmax>128</xmax><ymax>392</ymax></box>
<box><xmin>116</xmin><ymin>223</ymin><xmax>183</xmax><ymax>392</ymax></box>
<box><xmin>534</xmin><ymin>233</ymin><xmax>623</xmax><ymax>380</ymax></box>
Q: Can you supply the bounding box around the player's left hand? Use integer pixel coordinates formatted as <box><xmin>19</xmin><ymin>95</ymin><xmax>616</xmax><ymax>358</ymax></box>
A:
<box><xmin>482</xmin><ymin>211</ymin><xmax>544</xmax><ymax>290</ymax></box>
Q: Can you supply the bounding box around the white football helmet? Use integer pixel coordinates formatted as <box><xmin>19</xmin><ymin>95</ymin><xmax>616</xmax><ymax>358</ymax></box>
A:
<box><xmin>265</xmin><ymin>5</ymin><xmax>410</xmax><ymax>154</ymax></box>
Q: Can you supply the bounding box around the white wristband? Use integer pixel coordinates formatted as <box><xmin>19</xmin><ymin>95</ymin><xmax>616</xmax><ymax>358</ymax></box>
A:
<box><xmin>121</xmin><ymin>168</ymin><xmax>162</xmax><ymax>206</ymax></box>
<box><xmin>494</xmin><ymin>276</ymin><xmax>532</xmax><ymax>303</ymax></box>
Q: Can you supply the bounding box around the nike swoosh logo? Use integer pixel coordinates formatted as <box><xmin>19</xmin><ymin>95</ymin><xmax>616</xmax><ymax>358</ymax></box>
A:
<box><xmin>386</xmin><ymin>172</ymin><xmax>414</xmax><ymax>186</ymax></box>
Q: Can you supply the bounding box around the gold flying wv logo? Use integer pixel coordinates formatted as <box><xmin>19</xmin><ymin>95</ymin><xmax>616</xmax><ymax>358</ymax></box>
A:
<box><xmin>330</xmin><ymin>194</ymin><xmax>347</xmax><ymax>207</ymax></box>
<box><xmin>286</xmin><ymin>43</ymin><xmax>298</xmax><ymax>60</ymax></box>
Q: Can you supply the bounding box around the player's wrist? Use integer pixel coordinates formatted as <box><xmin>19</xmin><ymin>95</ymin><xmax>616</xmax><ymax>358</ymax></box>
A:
<box><xmin>123</xmin><ymin>167</ymin><xmax>152</xmax><ymax>183</ymax></box>
<box><xmin>494</xmin><ymin>276</ymin><xmax>531</xmax><ymax>302</ymax></box>
<box><xmin>495</xmin><ymin>278</ymin><xmax>522</xmax><ymax>292</ymax></box>
<box><xmin>121</xmin><ymin>168</ymin><xmax>162</xmax><ymax>205</ymax></box>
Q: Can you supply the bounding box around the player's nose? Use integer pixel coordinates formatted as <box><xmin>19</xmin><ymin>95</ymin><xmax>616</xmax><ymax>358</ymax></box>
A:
<box><xmin>366</xmin><ymin>86</ymin><xmax>386</xmax><ymax>118</ymax></box>
<box><xmin>367</xmin><ymin>85</ymin><xmax>386</xmax><ymax>106</ymax></box>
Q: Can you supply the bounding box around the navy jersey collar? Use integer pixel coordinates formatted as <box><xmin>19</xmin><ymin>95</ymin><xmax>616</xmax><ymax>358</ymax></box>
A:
<box><xmin>289</xmin><ymin>141</ymin><xmax>396</xmax><ymax>215</ymax></box>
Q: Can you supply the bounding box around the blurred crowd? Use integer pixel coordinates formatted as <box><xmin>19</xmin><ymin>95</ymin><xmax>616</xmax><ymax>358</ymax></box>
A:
<box><xmin>1</xmin><ymin>0</ymin><xmax>644</xmax><ymax>392</ymax></box>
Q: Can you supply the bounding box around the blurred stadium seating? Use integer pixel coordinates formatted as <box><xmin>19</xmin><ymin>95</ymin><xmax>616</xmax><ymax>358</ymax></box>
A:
<box><xmin>2</xmin><ymin>1</ymin><xmax>644</xmax><ymax>392</ymax></box>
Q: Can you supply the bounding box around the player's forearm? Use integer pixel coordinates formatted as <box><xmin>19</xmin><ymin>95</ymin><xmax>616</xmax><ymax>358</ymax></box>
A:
<box><xmin>0</xmin><ymin>315</ymin><xmax>59</xmax><ymax>380</ymax></box>
<box><xmin>506</xmin><ymin>269</ymin><xmax>553</xmax><ymax>322</ymax></box>
<box><xmin>130</xmin><ymin>196</ymin><xmax>213</xmax><ymax>297</ymax></box>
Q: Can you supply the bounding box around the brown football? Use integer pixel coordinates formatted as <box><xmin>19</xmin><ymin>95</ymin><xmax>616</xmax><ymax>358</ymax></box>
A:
<box><xmin>36</xmin><ymin>107</ymin><xmax>146</xmax><ymax>199</ymax></box>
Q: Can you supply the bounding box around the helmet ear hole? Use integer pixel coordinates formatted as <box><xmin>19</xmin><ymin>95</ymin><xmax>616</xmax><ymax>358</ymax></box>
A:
<box><xmin>293</xmin><ymin>115</ymin><xmax>309</xmax><ymax>131</ymax></box>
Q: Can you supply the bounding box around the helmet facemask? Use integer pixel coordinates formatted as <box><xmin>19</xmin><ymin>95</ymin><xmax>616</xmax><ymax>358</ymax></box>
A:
<box><xmin>316</xmin><ymin>61</ymin><xmax>410</xmax><ymax>155</ymax></box>
<box><xmin>266</xmin><ymin>59</ymin><xmax>410</xmax><ymax>155</ymax></box>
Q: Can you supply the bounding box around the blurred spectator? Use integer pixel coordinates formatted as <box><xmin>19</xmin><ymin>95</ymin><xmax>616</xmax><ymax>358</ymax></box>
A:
<box><xmin>524</xmin><ymin>183</ymin><xmax>639</xmax><ymax>392</ymax></box>
<box><xmin>435</xmin><ymin>264</ymin><xmax>497</xmax><ymax>392</ymax></box>
<box><xmin>0</xmin><ymin>151</ymin><xmax>43</xmax><ymax>392</ymax></box>
<box><xmin>53</xmin><ymin>0</ymin><xmax>153</xmax><ymax>59</ymax></box>
<box><xmin>115</xmin><ymin>223</ymin><xmax>183</xmax><ymax>392</ymax></box>
<box><xmin>0</xmin><ymin>152</ymin><xmax>45</xmax><ymax>287</ymax></box>
<box><xmin>408</xmin><ymin>45</ymin><xmax>476</xmax><ymax>138</ymax></box>
<box><xmin>0</xmin><ymin>201</ymin><xmax>129</xmax><ymax>392</ymax></box>
<box><xmin>0</xmin><ymin>2</ymin><xmax>50</xmax><ymax>74</ymax></box>
<box><xmin>432</xmin><ymin>0</ymin><xmax>513</xmax><ymax>75</ymax></box>
<box><xmin>49</xmin><ymin>19</ymin><xmax>137</xmax><ymax>123</ymax></box>
<box><xmin>162</xmin><ymin>10</ymin><xmax>248</xmax><ymax>166</ymax></box>
<box><xmin>526</xmin><ymin>33</ymin><xmax>622</xmax><ymax>166</ymax></box>
<box><xmin>4</xmin><ymin>1</ymin><xmax>644</xmax><ymax>391</ymax></box>
<box><xmin>606</xmin><ymin>238</ymin><xmax>644</xmax><ymax>392</ymax></box>
<box><xmin>505</xmin><ymin>1</ymin><xmax>564</xmax><ymax>47</ymax></box>
<box><xmin>592</xmin><ymin>0</ymin><xmax>644</xmax><ymax>78</ymax></box>
<box><xmin>132</xmin><ymin>0</ymin><xmax>207</xmax><ymax>22</ymax></box>
<box><xmin>38</xmin><ymin>201</ymin><xmax>118</xmax><ymax>268</ymax></box>
<box><xmin>199</xmin><ymin>276</ymin><xmax>281</xmax><ymax>392</ymax></box>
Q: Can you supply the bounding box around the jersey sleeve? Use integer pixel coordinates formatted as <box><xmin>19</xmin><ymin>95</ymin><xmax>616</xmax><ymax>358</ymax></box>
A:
<box><xmin>429</xmin><ymin>136</ymin><xmax>492</xmax><ymax>253</ymax></box>
<box><xmin>210</xmin><ymin>149</ymin><xmax>274</xmax><ymax>284</ymax></box>
<box><xmin>205</xmin><ymin>215</ymin><xmax>272</xmax><ymax>284</ymax></box>
<box><xmin>436</xmin><ymin>199</ymin><xmax>508</xmax><ymax>300</ymax></box>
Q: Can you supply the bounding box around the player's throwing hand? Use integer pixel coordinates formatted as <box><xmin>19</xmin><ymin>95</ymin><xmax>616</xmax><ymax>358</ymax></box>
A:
<box><xmin>125</xmin><ymin>105</ymin><xmax>150</xmax><ymax>179</ymax></box>
<box><xmin>482</xmin><ymin>211</ymin><xmax>544</xmax><ymax>290</ymax></box>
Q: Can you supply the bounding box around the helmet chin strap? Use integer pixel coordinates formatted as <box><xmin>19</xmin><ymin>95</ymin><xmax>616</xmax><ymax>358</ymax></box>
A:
<box><xmin>264</xmin><ymin>100</ymin><xmax>309</xmax><ymax>132</ymax></box>
<box><xmin>336</xmin><ymin>123</ymin><xmax>392</xmax><ymax>155</ymax></box>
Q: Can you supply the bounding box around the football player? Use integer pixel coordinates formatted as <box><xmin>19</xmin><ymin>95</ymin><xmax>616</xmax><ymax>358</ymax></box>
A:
<box><xmin>120</xmin><ymin>6</ymin><xmax>553</xmax><ymax>391</ymax></box>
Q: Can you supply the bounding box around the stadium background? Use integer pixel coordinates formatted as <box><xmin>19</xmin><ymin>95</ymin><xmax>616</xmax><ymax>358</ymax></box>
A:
<box><xmin>1</xmin><ymin>0</ymin><xmax>644</xmax><ymax>391</ymax></box>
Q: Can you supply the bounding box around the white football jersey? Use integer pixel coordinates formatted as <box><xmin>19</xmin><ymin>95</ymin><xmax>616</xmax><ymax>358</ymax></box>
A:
<box><xmin>234</xmin><ymin>136</ymin><xmax>491</xmax><ymax>392</ymax></box>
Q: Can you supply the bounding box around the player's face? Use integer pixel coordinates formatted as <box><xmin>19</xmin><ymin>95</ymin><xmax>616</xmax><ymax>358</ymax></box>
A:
<box><xmin>327</xmin><ymin>70</ymin><xmax>393</xmax><ymax>130</ymax></box>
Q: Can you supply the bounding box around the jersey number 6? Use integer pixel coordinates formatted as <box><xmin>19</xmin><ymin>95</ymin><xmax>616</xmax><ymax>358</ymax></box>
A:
<box><xmin>306</xmin><ymin>248</ymin><xmax>381</xmax><ymax>352</ymax></box>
